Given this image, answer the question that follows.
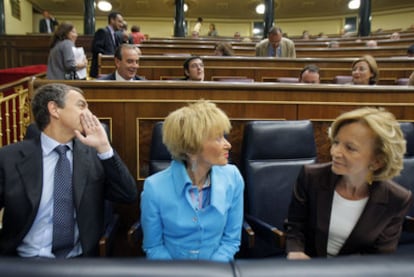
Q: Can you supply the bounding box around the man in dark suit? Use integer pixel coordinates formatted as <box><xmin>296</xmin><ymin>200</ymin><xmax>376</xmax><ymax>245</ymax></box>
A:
<box><xmin>98</xmin><ymin>44</ymin><xmax>145</xmax><ymax>81</ymax></box>
<box><xmin>39</xmin><ymin>10</ymin><xmax>59</xmax><ymax>33</ymax></box>
<box><xmin>0</xmin><ymin>83</ymin><xmax>137</xmax><ymax>258</ymax></box>
<box><xmin>90</xmin><ymin>12</ymin><xmax>125</xmax><ymax>78</ymax></box>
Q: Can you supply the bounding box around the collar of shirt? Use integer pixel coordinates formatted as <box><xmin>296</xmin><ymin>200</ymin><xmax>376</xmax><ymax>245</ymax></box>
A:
<box><xmin>115</xmin><ymin>70</ymin><xmax>134</xmax><ymax>81</ymax></box>
<box><xmin>171</xmin><ymin>160</ymin><xmax>227</xmax><ymax>215</ymax></box>
<box><xmin>41</xmin><ymin>132</ymin><xmax>73</xmax><ymax>156</ymax></box>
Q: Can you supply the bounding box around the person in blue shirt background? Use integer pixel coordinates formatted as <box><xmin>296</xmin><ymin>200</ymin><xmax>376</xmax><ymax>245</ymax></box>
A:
<box><xmin>141</xmin><ymin>99</ymin><xmax>244</xmax><ymax>262</ymax></box>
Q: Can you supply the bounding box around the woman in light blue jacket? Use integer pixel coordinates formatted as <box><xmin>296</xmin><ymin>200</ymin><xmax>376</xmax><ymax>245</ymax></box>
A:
<box><xmin>141</xmin><ymin>100</ymin><xmax>244</xmax><ymax>262</ymax></box>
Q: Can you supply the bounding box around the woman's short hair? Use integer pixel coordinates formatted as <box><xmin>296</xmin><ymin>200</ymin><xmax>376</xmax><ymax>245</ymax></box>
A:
<box><xmin>162</xmin><ymin>99</ymin><xmax>231</xmax><ymax>161</ymax></box>
<box><xmin>352</xmin><ymin>55</ymin><xmax>379</xmax><ymax>85</ymax></box>
<box><xmin>50</xmin><ymin>21</ymin><xmax>74</xmax><ymax>48</ymax></box>
<box><xmin>328</xmin><ymin>107</ymin><xmax>406</xmax><ymax>181</ymax></box>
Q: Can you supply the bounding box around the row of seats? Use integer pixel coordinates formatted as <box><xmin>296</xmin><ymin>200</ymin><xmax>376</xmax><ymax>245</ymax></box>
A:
<box><xmin>142</xmin><ymin>120</ymin><xmax>414</xmax><ymax>258</ymax></box>
<box><xmin>159</xmin><ymin>75</ymin><xmax>410</xmax><ymax>85</ymax></box>
<box><xmin>275</xmin><ymin>76</ymin><xmax>410</xmax><ymax>85</ymax></box>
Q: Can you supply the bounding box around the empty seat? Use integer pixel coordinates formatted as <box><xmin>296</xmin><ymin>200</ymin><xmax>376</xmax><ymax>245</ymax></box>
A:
<box><xmin>212</xmin><ymin>76</ymin><xmax>254</xmax><ymax>82</ymax></box>
<box><xmin>394</xmin><ymin>122</ymin><xmax>414</xmax><ymax>254</ymax></box>
<box><xmin>333</xmin><ymin>75</ymin><xmax>353</xmax><ymax>84</ymax></box>
<box><xmin>276</xmin><ymin>77</ymin><xmax>299</xmax><ymax>83</ymax></box>
<box><xmin>395</xmin><ymin>78</ymin><xmax>409</xmax><ymax>85</ymax></box>
<box><xmin>241</xmin><ymin>120</ymin><xmax>317</xmax><ymax>257</ymax></box>
<box><xmin>128</xmin><ymin>121</ymin><xmax>172</xmax><ymax>253</ymax></box>
<box><xmin>148</xmin><ymin>121</ymin><xmax>172</xmax><ymax>175</ymax></box>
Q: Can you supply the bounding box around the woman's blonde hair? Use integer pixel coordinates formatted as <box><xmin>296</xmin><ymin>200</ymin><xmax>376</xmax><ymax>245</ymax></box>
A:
<box><xmin>162</xmin><ymin>99</ymin><xmax>231</xmax><ymax>161</ymax></box>
<box><xmin>329</xmin><ymin>107</ymin><xmax>406</xmax><ymax>180</ymax></box>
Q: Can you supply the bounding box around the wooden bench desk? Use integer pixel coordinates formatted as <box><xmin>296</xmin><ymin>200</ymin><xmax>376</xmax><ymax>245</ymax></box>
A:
<box><xmin>98</xmin><ymin>55</ymin><xmax>414</xmax><ymax>85</ymax></box>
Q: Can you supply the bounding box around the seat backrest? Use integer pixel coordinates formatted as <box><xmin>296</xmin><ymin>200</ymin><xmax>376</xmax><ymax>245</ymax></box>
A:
<box><xmin>394</xmin><ymin>122</ymin><xmax>414</xmax><ymax>213</ymax></box>
<box><xmin>149</xmin><ymin>121</ymin><xmax>172</xmax><ymax>175</ymax></box>
<box><xmin>395</xmin><ymin>78</ymin><xmax>409</xmax><ymax>85</ymax></box>
<box><xmin>276</xmin><ymin>77</ymin><xmax>299</xmax><ymax>83</ymax></box>
<box><xmin>394</xmin><ymin>122</ymin><xmax>414</xmax><ymax>245</ymax></box>
<box><xmin>333</xmin><ymin>75</ymin><xmax>353</xmax><ymax>84</ymax></box>
<box><xmin>241</xmin><ymin>120</ymin><xmax>317</xmax><ymax>228</ymax></box>
<box><xmin>212</xmin><ymin>76</ymin><xmax>254</xmax><ymax>82</ymax></box>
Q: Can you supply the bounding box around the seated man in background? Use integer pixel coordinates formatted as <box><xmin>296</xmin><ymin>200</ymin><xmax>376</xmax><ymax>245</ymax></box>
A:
<box><xmin>183</xmin><ymin>56</ymin><xmax>205</xmax><ymax>81</ymax></box>
<box><xmin>98</xmin><ymin>44</ymin><xmax>145</xmax><ymax>81</ymax></box>
<box><xmin>299</xmin><ymin>64</ymin><xmax>320</xmax><ymax>84</ymax></box>
<box><xmin>255</xmin><ymin>26</ymin><xmax>296</xmax><ymax>58</ymax></box>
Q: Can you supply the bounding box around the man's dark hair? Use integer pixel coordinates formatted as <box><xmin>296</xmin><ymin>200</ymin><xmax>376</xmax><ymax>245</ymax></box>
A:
<box><xmin>131</xmin><ymin>25</ymin><xmax>140</xmax><ymax>32</ymax></box>
<box><xmin>32</xmin><ymin>83</ymin><xmax>83</xmax><ymax>131</ymax></box>
<box><xmin>183</xmin><ymin>56</ymin><xmax>202</xmax><ymax>76</ymax></box>
<box><xmin>299</xmin><ymin>64</ymin><xmax>320</xmax><ymax>78</ymax></box>
<box><xmin>114</xmin><ymin>44</ymin><xmax>140</xmax><ymax>60</ymax></box>
<box><xmin>108</xmin><ymin>12</ymin><xmax>121</xmax><ymax>24</ymax></box>
<box><xmin>268</xmin><ymin>26</ymin><xmax>282</xmax><ymax>35</ymax></box>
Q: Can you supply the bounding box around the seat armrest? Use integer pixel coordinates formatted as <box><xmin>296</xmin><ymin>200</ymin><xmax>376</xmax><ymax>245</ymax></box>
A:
<box><xmin>128</xmin><ymin>220</ymin><xmax>143</xmax><ymax>247</ymax></box>
<box><xmin>403</xmin><ymin>216</ymin><xmax>414</xmax><ymax>233</ymax></box>
<box><xmin>99</xmin><ymin>213</ymin><xmax>120</xmax><ymax>257</ymax></box>
<box><xmin>242</xmin><ymin>219</ymin><xmax>255</xmax><ymax>248</ymax></box>
<box><xmin>245</xmin><ymin>214</ymin><xmax>286</xmax><ymax>249</ymax></box>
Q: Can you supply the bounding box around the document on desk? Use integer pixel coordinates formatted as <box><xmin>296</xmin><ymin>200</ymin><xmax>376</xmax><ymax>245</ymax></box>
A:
<box><xmin>72</xmin><ymin>47</ymin><xmax>87</xmax><ymax>79</ymax></box>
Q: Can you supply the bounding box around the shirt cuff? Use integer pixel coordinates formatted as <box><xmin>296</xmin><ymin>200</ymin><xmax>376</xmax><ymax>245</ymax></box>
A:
<box><xmin>97</xmin><ymin>147</ymin><xmax>114</xmax><ymax>160</ymax></box>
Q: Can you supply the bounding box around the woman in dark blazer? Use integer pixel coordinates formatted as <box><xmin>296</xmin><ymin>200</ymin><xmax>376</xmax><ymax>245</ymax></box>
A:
<box><xmin>285</xmin><ymin>107</ymin><xmax>413</xmax><ymax>259</ymax></box>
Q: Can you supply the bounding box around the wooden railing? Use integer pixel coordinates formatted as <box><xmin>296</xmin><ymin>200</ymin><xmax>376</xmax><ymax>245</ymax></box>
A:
<box><xmin>0</xmin><ymin>75</ymin><xmax>43</xmax><ymax>147</ymax></box>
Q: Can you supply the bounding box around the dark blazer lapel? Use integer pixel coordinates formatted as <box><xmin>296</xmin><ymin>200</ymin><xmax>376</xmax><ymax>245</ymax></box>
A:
<box><xmin>16</xmin><ymin>141</ymin><xmax>43</xmax><ymax>210</ymax></box>
<box><xmin>340</xmin><ymin>182</ymin><xmax>388</xmax><ymax>254</ymax></box>
<box><xmin>72</xmin><ymin>140</ymin><xmax>91</xmax><ymax>208</ymax></box>
<box><xmin>315</xmin><ymin>171</ymin><xmax>339</xmax><ymax>256</ymax></box>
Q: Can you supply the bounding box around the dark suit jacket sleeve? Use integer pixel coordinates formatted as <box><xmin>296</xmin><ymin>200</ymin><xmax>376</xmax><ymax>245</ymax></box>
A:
<box><xmin>39</xmin><ymin>19</ymin><xmax>46</xmax><ymax>33</ymax></box>
<box><xmin>92</xmin><ymin>28</ymin><xmax>110</xmax><ymax>55</ymax></box>
<box><xmin>51</xmin><ymin>17</ymin><xmax>58</xmax><ymax>29</ymax></box>
<box><xmin>284</xmin><ymin>166</ymin><xmax>309</xmax><ymax>253</ymax></box>
<box><xmin>101</xmin><ymin>150</ymin><xmax>137</xmax><ymax>203</ymax></box>
<box><xmin>369</xmin><ymin>184</ymin><xmax>412</xmax><ymax>254</ymax></box>
<box><xmin>97</xmin><ymin>73</ymin><xmax>116</xmax><ymax>80</ymax></box>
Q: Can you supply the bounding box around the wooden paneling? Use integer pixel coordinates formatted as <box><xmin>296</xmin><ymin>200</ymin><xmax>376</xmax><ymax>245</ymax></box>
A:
<box><xmin>30</xmin><ymin>79</ymin><xmax>414</xmax><ymax>182</ymax></box>
<box><xmin>0</xmin><ymin>34</ymin><xmax>93</xmax><ymax>69</ymax></box>
<box><xmin>1</xmin><ymin>34</ymin><xmax>412</xmax><ymax>70</ymax></box>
